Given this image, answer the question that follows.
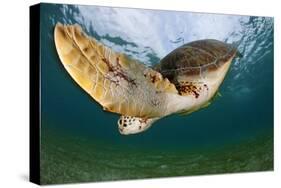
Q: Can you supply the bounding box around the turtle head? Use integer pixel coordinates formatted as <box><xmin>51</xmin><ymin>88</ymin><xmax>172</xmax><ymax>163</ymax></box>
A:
<box><xmin>117</xmin><ymin>116</ymin><xmax>157</xmax><ymax>135</ymax></box>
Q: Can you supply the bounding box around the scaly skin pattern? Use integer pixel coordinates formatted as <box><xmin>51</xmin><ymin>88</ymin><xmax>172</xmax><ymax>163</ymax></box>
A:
<box><xmin>54</xmin><ymin>23</ymin><xmax>178</xmax><ymax>118</ymax></box>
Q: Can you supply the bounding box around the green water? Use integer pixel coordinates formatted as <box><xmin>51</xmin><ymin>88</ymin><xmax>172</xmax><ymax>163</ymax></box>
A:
<box><xmin>38</xmin><ymin>3</ymin><xmax>274</xmax><ymax>184</ymax></box>
<box><xmin>40</xmin><ymin>124</ymin><xmax>273</xmax><ymax>184</ymax></box>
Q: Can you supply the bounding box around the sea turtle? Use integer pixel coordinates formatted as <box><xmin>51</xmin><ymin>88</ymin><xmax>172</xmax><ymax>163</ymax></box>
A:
<box><xmin>54</xmin><ymin>23</ymin><xmax>239</xmax><ymax>135</ymax></box>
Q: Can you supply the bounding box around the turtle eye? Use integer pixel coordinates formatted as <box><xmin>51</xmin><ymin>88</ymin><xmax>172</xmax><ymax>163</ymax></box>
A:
<box><xmin>118</xmin><ymin>119</ymin><xmax>122</xmax><ymax>125</ymax></box>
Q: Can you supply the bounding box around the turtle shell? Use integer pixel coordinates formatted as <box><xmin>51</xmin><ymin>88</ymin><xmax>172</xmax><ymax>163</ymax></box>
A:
<box><xmin>155</xmin><ymin>39</ymin><xmax>237</xmax><ymax>82</ymax></box>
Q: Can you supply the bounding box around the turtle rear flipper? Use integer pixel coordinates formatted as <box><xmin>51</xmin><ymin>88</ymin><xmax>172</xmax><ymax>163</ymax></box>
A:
<box><xmin>54</xmin><ymin>23</ymin><xmax>177</xmax><ymax>118</ymax></box>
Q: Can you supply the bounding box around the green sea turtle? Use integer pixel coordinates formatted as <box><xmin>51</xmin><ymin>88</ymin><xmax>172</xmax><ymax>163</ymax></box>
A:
<box><xmin>54</xmin><ymin>23</ymin><xmax>239</xmax><ymax>135</ymax></box>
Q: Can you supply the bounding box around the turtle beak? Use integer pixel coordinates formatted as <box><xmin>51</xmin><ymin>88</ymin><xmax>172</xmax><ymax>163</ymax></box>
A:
<box><xmin>118</xmin><ymin>127</ymin><xmax>123</xmax><ymax>133</ymax></box>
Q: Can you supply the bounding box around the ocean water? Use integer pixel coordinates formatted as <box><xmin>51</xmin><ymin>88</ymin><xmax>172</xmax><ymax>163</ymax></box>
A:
<box><xmin>39</xmin><ymin>3</ymin><xmax>274</xmax><ymax>184</ymax></box>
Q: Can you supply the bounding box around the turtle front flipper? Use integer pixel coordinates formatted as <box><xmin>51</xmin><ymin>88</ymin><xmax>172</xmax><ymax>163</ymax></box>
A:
<box><xmin>117</xmin><ymin>115</ymin><xmax>159</xmax><ymax>135</ymax></box>
<box><xmin>54</xmin><ymin>23</ymin><xmax>177</xmax><ymax>118</ymax></box>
